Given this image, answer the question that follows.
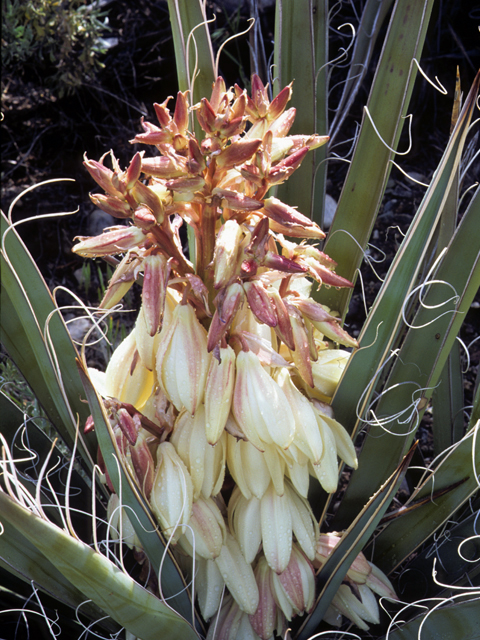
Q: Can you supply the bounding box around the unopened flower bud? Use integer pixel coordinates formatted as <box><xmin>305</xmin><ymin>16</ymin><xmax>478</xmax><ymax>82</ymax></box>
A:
<box><xmin>213</xmin><ymin>220</ymin><xmax>244</xmax><ymax>288</ymax></box>
<box><xmin>72</xmin><ymin>226</ymin><xmax>146</xmax><ymax>257</ymax></box>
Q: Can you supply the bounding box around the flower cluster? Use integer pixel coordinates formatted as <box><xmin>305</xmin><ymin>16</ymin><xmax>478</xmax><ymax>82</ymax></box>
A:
<box><xmin>77</xmin><ymin>75</ymin><xmax>395</xmax><ymax>638</ymax></box>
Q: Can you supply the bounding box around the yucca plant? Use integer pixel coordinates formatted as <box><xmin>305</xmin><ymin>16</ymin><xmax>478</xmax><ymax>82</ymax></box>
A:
<box><xmin>1</xmin><ymin>1</ymin><xmax>479</xmax><ymax>639</ymax></box>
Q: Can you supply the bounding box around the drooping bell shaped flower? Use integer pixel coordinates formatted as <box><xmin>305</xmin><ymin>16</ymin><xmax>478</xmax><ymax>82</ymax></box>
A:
<box><xmin>170</xmin><ymin>406</ymin><xmax>226</xmax><ymax>499</ymax></box>
<box><xmin>150</xmin><ymin>441</ymin><xmax>193</xmax><ymax>543</ymax></box>
<box><xmin>156</xmin><ymin>302</ymin><xmax>211</xmax><ymax>414</ymax></box>
<box><xmin>232</xmin><ymin>350</ymin><xmax>295</xmax><ymax>452</ymax></box>
<box><xmin>204</xmin><ymin>345</ymin><xmax>236</xmax><ymax>445</ymax></box>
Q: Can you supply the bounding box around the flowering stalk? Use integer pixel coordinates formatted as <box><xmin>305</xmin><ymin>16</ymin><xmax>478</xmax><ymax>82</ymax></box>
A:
<box><xmin>77</xmin><ymin>75</ymin><xmax>397</xmax><ymax>637</ymax></box>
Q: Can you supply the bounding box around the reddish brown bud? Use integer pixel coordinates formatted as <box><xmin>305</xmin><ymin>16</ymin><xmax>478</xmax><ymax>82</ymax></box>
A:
<box><xmin>216</xmin><ymin>138</ymin><xmax>262</xmax><ymax>169</ymax></box>
<box><xmin>243</xmin><ymin>281</ymin><xmax>277</xmax><ymax>327</ymax></box>
<box><xmin>90</xmin><ymin>193</ymin><xmax>132</xmax><ymax>219</ymax></box>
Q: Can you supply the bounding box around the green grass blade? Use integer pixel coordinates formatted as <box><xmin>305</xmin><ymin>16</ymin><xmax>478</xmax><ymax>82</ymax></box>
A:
<box><xmin>77</xmin><ymin>359</ymin><xmax>203</xmax><ymax>632</ymax></box>
<box><xmin>319</xmin><ymin>0</ymin><xmax>435</xmax><ymax>318</ymax></box>
<box><xmin>298</xmin><ymin>444</ymin><xmax>415</xmax><ymax>640</ymax></box>
<box><xmin>371</xmin><ymin>423</ymin><xmax>480</xmax><ymax>574</ymax></box>
<box><xmin>0</xmin><ymin>491</ymin><xmax>198</xmax><ymax>640</ymax></box>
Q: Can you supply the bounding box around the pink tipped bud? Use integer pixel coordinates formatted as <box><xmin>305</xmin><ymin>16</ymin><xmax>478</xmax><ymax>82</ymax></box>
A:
<box><xmin>153</xmin><ymin>99</ymin><xmax>173</xmax><ymax>127</ymax></box>
<box><xmin>116</xmin><ymin>407</ymin><xmax>138</xmax><ymax>445</ymax></box>
<box><xmin>216</xmin><ymin>138</ymin><xmax>262</xmax><ymax>169</ymax></box>
<box><xmin>263</xmin><ymin>252</ymin><xmax>307</xmax><ymax>274</ymax></box>
<box><xmin>269</xmin><ymin>288</ymin><xmax>295</xmax><ymax>350</ymax></box>
<box><xmin>210</xmin><ymin>76</ymin><xmax>227</xmax><ymax>110</ymax></box>
<box><xmin>196</xmin><ymin>98</ymin><xmax>217</xmax><ymax>133</ymax></box>
<box><xmin>141</xmin><ymin>155</ymin><xmax>187</xmax><ymax>178</ymax></box>
<box><xmin>130</xmin><ymin>181</ymin><xmax>165</xmax><ymax>223</ymax></box>
<box><xmin>243</xmin><ymin>281</ymin><xmax>277</xmax><ymax>327</ymax></box>
<box><xmin>271</xmin><ymin>545</ymin><xmax>315</xmax><ymax>618</ymax></box>
<box><xmin>213</xmin><ymin>220</ymin><xmax>244</xmax><ymax>288</ymax></box>
<box><xmin>207</xmin><ymin>283</ymin><xmax>244</xmax><ymax>351</ymax></box>
<box><xmin>142</xmin><ymin>253</ymin><xmax>169</xmax><ymax>336</ymax></box>
<box><xmin>285</xmin><ymin>303</ymin><xmax>313</xmax><ymax>388</ymax></box>
<box><xmin>249</xmin><ymin>557</ymin><xmax>277</xmax><ymax>638</ymax></box>
<box><xmin>84</xmin><ymin>155</ymin><xmax>122</xmax><ymax>197</ymax></box>
<box><xmin>249</xmin><ymin>74</ymin><xmax>269</xmax><ymax>118</ymax></box>
<box><xmin>89</xmin><ymin>193</ymin><xmax>132</xmax><ymax>219</ymax></box>
<box><xmin>72</xmin><ymin>226</ymin><xmax>146</xmax><ymax>257</ymax></box>
<box><xmin>303</xmin><ymin>256</ymin><xmax>354</xmax><ymax>288</ymax></box>
<box><xmin>130</xmin><ymin>430</ymin><xmax>155</xmax><ymax>498</ymax></box>
<box><xmin>187</xmin><ymin>137</ymin><xmax>206</xmax><ymax>174</ymax></box>
<box><xmin>269</xmin><ymin>84</ymin><xmax>292</xmax><ymax>119</ymax></box>
<box><xmin>100</xmin><ymin>252</ymin><xmax>142</xmax><ymax>309</ymax></box>
<box><xmin>213</xmin><ymin>188</ymin><xmax>262</xmax><ymax>212</ymax></box>
<box><xmin>133</xmin><ymin>206</ymin><xmax>156</xmax><ymax>229</ymax></box>
<box><xmin>262</xmin><ymin>197</ymin><xmax>326</xmax><ymax>240</ymax></box>
<box><xmin>268</xmin><ymin>107</ymin><xmax>296</xmax><ymax>138</ymax></box>
<box><xmin>173</xmin><ymin>90</ymin><xmax>189</xmax><ymax>134</ymax></box>
<box><xmin>124</xmin><ymin>152</ymin><xmax>144</xmax><ymax>190</ymax></box>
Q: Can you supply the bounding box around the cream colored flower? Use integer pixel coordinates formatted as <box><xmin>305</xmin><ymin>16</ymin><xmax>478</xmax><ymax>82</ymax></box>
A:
<box><xmin>233</xmin><ymin>350</ymin><xmax>295</xmax><ymax>451</ymax></box>
<box><xmin>156</xmin><ymin>302</ymin><xmax>211</xmax><ymax>414</ymax></box>
<box><xmin>150</xmin><ymin>441</ymin><xmax>193</xmax><ymax>543</ymax></box>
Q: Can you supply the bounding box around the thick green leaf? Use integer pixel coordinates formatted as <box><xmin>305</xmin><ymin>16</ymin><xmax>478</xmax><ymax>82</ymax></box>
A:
<box><xmin>298</xmin><ymin>444</ymin><xmax>415</xmax><ymax>639</ymax></box>
<box><xmin>166</xmin><ymin>0</ymin><xmax>215</xmax><ymax>124</ymax></box>
<box><xmin>333</xmin><ymin>176</ymin><xmax>480</xmax><ymax>529</ymax></box>
<box><xmin>1</xmin><ymin>211</ymin><xmax>96</xmax><ymax>469</ymax></box>
<box><xmin>381</xmin><ymin>597</ymin><xmax>480</xmax><ymax>640</ymax></box>
<box><xmin>330</xmin><ymin>68</ymin><xmax>480</xmax><ymax>446</ymax></box>
<box><xmin>77</xmin><ymin>359</ymin><xmax>203</xmax><ymax>633</ymax></box>
<box><xmin>320</xmin><ymin>0</ymin><xmax>435</xmax><ymax>318</ymax></box>
<box><xmin>329</xmin><ymin>0</ymin><xmax>394</xmax><ymax>141</ymax></box>
<box><xmin>371</xmin><ymin>422</ymin><xmax>480</xmax><ymax>574</ymax></box>
<box><xmin>432</xmin><ymin>340</ymin><xmax>465</xmax><ymax>455</ymax></box>
<box><xmin>273</xmin><ymin>0</ymin><xmax>328</xmax><ymax>221</ymax></box>
<box><xmin>0</xmin><ymin>518</ymin><xmax>113</xmax><ymax>631</ymax></box>
<box><xmin>0</xmin><ymin>491</ymin><xmax>198</xmax><ymax>640</ymax></box>
<box><xmin>387</xmin><ymin>509</ymin><xmax>480</xmax><ymax>603</ymax></box>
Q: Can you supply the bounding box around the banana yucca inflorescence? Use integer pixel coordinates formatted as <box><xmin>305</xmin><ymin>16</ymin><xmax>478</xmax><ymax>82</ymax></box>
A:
<box><xmin>75</xmin><ymin>75</ymin><xmax>396</xmax><ymax>637</ymax></box>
